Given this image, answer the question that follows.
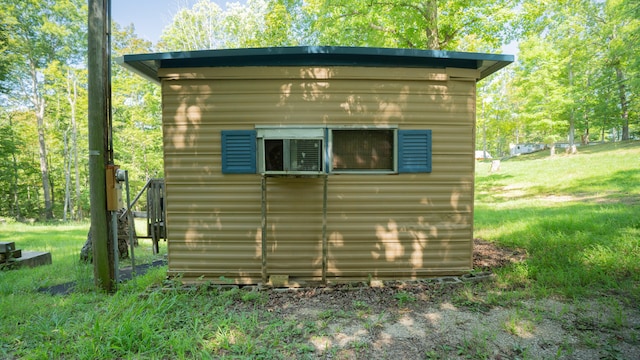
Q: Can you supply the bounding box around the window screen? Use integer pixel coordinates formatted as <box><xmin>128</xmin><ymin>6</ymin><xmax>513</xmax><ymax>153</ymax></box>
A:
<box><xmin>332</xmin><ymin>129</ymin><xmax>394</xmax><ymax>171</ymax></box>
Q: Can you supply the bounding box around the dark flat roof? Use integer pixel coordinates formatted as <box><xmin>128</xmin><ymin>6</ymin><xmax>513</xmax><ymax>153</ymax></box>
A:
<box><xmin>117</xmin><ymin>46</ymin><xmax>513</xmax><ymax>83</ymax></box>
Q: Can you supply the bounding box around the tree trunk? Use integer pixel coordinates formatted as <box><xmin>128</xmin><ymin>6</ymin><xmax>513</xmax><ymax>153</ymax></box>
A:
<box><xmin>67</xmin><ymin>70</ymin><xmax>82</xmax><ymax>220</ymax></box>
<box><xmin>36</xmin><ymin>102</ymin><xmax>53</xmax><ymax>219</ymax></box>
<box><xmin>30</xmin><ymin>63</ymin><xmax>53</xmax><ymax>220</ymax></box>
<box><xmin>8</xmin><ymin>116</ymin><xmax>21</xmax><ymax>219</ymax></box>
<box><xmin>63</xmin><ymin>130</ymin><xmax>71</xmax><ymax>221</ymax></box>
<box><xmin>568</xmin><ymin>63</ymin><xmax>575</xmax><ymax>148</ymax></box>
<box><xmin>614</xmin><ymin>66</ymin><xmax>629</xmax><ymax>141</ymax></box>
<box><xmin>424</xmin><ymin>0</ymin><xmax>439</xmax><ymax>49</ymax></box>
<box><xmin>80</xmin><ymin>209</ymin><xmax>136</xmax><ymax>262</ymax></box>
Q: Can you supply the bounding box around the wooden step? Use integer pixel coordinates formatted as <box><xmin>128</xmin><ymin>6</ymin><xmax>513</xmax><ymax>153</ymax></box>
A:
<box><xmin>15</xmin><ymin>251</ymin><xmax>52</xmax><ymax>268</ymax></box>
<box><xmin>0</xmin><ymin>249</ymin><xmax>22</xmax><ymax>262</ymax></box>
<box><xmin>0</xmin><ymin>242</ymin><xmax>16</xmax><ymax>253</ymax></box>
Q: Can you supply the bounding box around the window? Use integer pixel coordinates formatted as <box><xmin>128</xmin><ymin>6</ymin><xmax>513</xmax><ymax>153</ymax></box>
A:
<box><xmin>221</xmin><ymin>128</ymin><xmax>431</xmax><ymax>175</ymax></box>
<box><xmin>331</xmin><ymin>129</ymin><xmax>395</xmax><ymax>172</ymax></box>
<box><xmin>263</xmin><ymin>138</ymin><xmax>323</xmax><ymax>173</ymax></box>
<box><xmin>257</xmin><ymin>128</ymin><xmax>325</xmax><ymax>175</ymax></box>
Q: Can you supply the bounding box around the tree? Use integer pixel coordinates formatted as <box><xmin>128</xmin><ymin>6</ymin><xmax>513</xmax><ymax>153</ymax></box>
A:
<box><xmin>599</xmin><ymin>0</ymin><xmax>640</xmax><ymax>140</ymax></box>
<box><xmin>2</xmin><ymin>0</ymin><xmax>86</xmax><ymax>219</ymax></box>
<box><xmin>0</xmin><ymin>12</ymin><xmax>12</xmax><ymax>92</ymax></box>
<box><xmin>45</xmin><ymin>61</ymin><xmax>88</xmax><ymax>220</ymax></box>
<box><xmin>0</xmin><ymin>109</ymin><xmax>42</xmax><ymax>219</ymax></box>
<box><xmin>512</xmin><ymin>0</ymin><xmax>639</xmax><ymax>146</ymax></box>
<box><xmin>303</xmin><ymin>0</ymin><xmax>519</xmax><ymax>51</ymax></box>
<box><xmin>112</xmin><ymin>23</ymin><xmax>163</xmax><ymax>195</ymax></box>
<box><xmin>0</xmin><ymin>112</ymin><xmax>20</xmax><ymax>217</ymax></box>
<box><xmin>477</xmin><ymin>69</ymin><xmax>518</xmax><ymax>157</ymax></box>
<box><xmin>158</xmin><ymin>0</ymin><xmax>293</xmax><ymax>51</ymax></box>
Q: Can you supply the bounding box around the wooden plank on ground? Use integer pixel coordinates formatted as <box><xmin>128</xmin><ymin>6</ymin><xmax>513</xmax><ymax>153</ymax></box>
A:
<box><xmin>15</xmin><ymin>252</ymin><xmax>52</xmax><ymax>268</ymax></box>
<box><xmin>0</xmin><ymin>249</ymin><xmax>22</xmax><ymax>262</ymax></box>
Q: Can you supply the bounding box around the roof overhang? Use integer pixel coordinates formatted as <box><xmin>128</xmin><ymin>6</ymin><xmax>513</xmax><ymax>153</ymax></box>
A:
<box><xmin>117</xmin><ymin>46</ymin><xmax>514</xmax><ymax>84</ymax></box>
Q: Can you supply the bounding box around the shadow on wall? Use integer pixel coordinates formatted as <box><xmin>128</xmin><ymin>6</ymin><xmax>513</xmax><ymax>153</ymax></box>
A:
<box><xmin>166</xmin><ymin>66</ymin><xmax>471</xmax><ymax>281</ymax></box>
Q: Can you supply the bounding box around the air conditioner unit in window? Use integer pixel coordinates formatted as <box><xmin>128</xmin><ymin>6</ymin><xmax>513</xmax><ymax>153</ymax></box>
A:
<box><xmin>258</xmin><ymin>128</ymin><xmax>324</xmax><ymax>175</ymax></box>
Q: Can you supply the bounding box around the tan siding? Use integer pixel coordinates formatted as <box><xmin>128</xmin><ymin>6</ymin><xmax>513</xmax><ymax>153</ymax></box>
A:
<box><xmin>159</xmin><ymin>66</ymin><xmax>451</xmax><ymax>81</ymax></box>
<box><xmin>161</xmin><ymin>66</ymin><xmax>476</xmax><ymax>284</ymax></box>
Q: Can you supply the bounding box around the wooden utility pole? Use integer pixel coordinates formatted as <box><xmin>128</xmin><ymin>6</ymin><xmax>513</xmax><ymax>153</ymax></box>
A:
<box><xmin>88</xmin><ymin>0</ymin><xmax>115</xmax><ymax>292</ymax></box>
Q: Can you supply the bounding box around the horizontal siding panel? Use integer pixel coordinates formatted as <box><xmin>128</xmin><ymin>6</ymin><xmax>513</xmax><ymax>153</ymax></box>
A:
<box><xmin>162</xmin><ymin>92</ymin><xmax>473</xmax><ymax>108</ymax></box>
<box><xmin>160</xmin><ymin>124</ymin><xmax>475</xmax><ymax>138</ymax></box>
<box><xmin>164</xmin><ymin>199</ymin><xmax>472</xmax><ymax>214</ymax></box>
<box><xmin>160</xmin><ymin>66</ymin><xmax>453</xmax><ymax>82</ymax></box>
<box><xmin>165</xmin><ymin>222</ymin><xmax>472</xmax><ymax>236</ymax></box>
<box><xmin>160</xmin><ymin>153</ymin><xmax>474</xmax><ymax>168</ymax></box>
<box><xmin>161</xmin><ymin>82</ymin><xmax>472</xmax><ymax>98</ymax></box>
<box><xmin>163</xmin><ymin>181</ymin><xmax>473</xmax><ymax>210</ymax></box>
<box><xmin>161</xmin><ymin>112</ymin><xmax>474</xmax><ymax>129</ymax></box>
<box><xmin>324</xmin><ymin>225</ymin><xmax>472</xmax><ymax>235</ymax></box>
<box><xmin>162</xmin><ymin>65</ymin><xmax>476</xmax><ymax>283</ymax></box>
<box><xmin>165</xmin><ymin>155</ymin><xmax>475</xmax><ymax>170</ymax></box>
<box><xmin>170</xmin><ymin>243</ymin><xmax>259</xmax><ymax>252</ymax></box>
<box><xmin>169</xmin><ymin>254</ymin><xmax>260</xmax><ymax>263</ymax></box>
<box><xmin>162</xmin><ymin>173</ymin><xmax>473</xmax><ymax>185</ymax></box>
<box><xmin>327</xmin><ymin>258</ymin><xmax>471</xmax><ymax>269</ymax></box>
<box><xmin>166</xmin><ymin>224</ymin><xmax>323</xmax><ymax>236</ymax></box>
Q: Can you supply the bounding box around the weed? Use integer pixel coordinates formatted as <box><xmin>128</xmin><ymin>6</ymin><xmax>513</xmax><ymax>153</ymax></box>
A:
<box><xmin>503</xmin><ymin>309</ymin><xmax>536</xmax><ymax>336</ymax></box>
<box><xmin>352</xmin><ymin>300</ymin><xmax>371</xmax><ymax>318</ymax></box>
<box><xmin>555</xmin><ymin>337</ymin><xmax>575</xmax><ymax>358</ymax></box>
<box><xmin>395</xmin><ymin>291</ymin><xmax>416</xmax><ymax>307</ymax></box>
<box><xmin>602</xmin><ymin>299</ymin><xmax>627</xmax><ymax>330</ymax></box>
<box><xmin>293</xmin><ymin>343</ymin><xmax>315</xmax><ymax>354</ymax></box>
<box><xmin>363</xmin><ymin>312</ymin><xmax>386</xmax><ymax>330</ymax></box>
<box><xmin>350</xmin><ymin>340</ymin><xmax>370</xmax><ymax>351</ymax></box>
<box><xmin>453</xmin><ymin>284</ymin><xmax>492</xmax><ymax>312</ymax></box>
<box><xmin>578</xmin><ymin>331</ymin><xmax>600</xmax><ymax>349</ymax></box>
<box><xmin>318</xmin><ymin>308</ymin><xmax>349</xmax><ymax>320</ymax></box>
<box><xmin>352</xmin><ymin>300</ymin><xmax>370</xmax><ymax>310</ymax></box>
<box><xmin>601</xmin><ymin>341</ymin><xmax>624</xmax><ymax>360</ymax></box>
<box><xmin>424</xmin><ymin>350</ymin><xmax>440</xmax><ymax>359</ymax></box>
<box><xmin>457</xmin><ymin>336</ymin><xmax>491</xmax><ymax>359</ymax></box>
<box><xmin>511</xmin><ymin>342</ymin><xmax>530</xmax><ymax>358</ymax></box>
<box><xmin>240</xmin><ymin>290</ymin><xmax>265</xmax><ymax>303</ymax></box>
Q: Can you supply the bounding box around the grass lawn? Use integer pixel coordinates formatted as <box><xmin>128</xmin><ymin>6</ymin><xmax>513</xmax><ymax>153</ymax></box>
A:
<box><xmin>474</xmin><ymin>141</ymin><xmax>640</xmax><ymax>301</ymax></box>
<box><xmin>1</xmin><ymin>141</ymin><xmax>638</xmax><ymax>359</ymax></box>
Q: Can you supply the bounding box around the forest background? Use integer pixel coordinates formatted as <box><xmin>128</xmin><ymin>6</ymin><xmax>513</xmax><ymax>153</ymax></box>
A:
<box><xmin>0</xmin><ymin>0</ymin><xmax>637</xmax><ymax>221</ymax></box>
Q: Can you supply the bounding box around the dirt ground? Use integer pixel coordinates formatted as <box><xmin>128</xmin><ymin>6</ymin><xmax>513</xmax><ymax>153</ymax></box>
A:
<box><xmin>245</xmin><ymin>239</ymin><xmax>640</xmax><ymax>359</ymax></box>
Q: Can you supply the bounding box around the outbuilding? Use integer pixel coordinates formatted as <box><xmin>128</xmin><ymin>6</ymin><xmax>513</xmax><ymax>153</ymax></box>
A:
<box><xmin>120</xmin><ymin>46</ymin><xmax>512</xmax><ymax>285</ymax></box>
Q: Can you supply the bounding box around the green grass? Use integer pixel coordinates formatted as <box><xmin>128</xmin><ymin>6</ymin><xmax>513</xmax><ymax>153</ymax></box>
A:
<box><xmin>0</xmin><ymin>141</ymin><xmax>638</xmax><ymax>358</ymax></box>
<box><xmin>474</xmin><ymin>140</ymin><xmax>640</xmax><ymax>300</ymax></box>
<box><xmin>0</xmin><ymin>221</ymin><xmax>318</xmax><ymax>359</ymax></box>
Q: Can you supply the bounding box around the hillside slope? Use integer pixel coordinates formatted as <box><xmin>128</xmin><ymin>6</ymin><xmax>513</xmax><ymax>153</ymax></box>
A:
<box><xmin>474</xmin><ymin>140</ymin><xmax>640</xmax><ymax>298</ymax></box>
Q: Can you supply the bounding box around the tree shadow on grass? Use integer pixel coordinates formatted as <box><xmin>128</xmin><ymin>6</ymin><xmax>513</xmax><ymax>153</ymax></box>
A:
<box><xmin>477</xmin><ymin>168</ymin><xmax>640</xmax><ymax>205</ymax></box>
<box><xmin>524</xmin><ymin>168</ymin><xmax>640</xmax><ymax>204</ymax></box>
<box><xmin>38</xmin><ymin>259</ymin><xmax>167</xmax><ymax>295</ymax></box>
<box><xmin>475</xmin><ymin>201</ymin><xmax>640</xmax><ymax>299</ymax></box>
<box><xmin>474</xmin><ymin>173</ymin><xmax>514</xmax><ymax>202</ymax></box>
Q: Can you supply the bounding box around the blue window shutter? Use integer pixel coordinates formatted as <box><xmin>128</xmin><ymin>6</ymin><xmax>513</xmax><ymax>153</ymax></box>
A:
<box><xmin>398</xmin><ymin>130</ymin><xmax>432</xmax><ymax>173</ymax></box>
<box><xmin>221</xmin><ymin>130</ymin><xmax>257</xmax><ymax>174</ymax></box>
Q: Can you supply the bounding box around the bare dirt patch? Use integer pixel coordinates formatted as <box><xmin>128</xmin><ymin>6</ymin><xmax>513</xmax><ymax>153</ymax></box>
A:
<box><xmin>244</xmin><ymin>239</ymin><xmax>640</xmax><ymax>359</ymax></box>
<box><xmin>473</xmin><ymin>238</ymin><xmax>527</xmax><ymax>270</ymax></box>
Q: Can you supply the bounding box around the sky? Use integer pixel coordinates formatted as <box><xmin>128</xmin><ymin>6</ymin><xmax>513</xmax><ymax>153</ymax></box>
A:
<box><xmin>111</xmin><ymin>0</ymin><xmax>229</xmax><ymax>44</ymax></box>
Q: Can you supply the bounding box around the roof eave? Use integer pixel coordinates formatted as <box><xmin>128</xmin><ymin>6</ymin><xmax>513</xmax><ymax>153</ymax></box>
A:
<box><xmin>118</xmin><ymin>47</ymin><xmax>514</xmax><ymax>83</ymax></box>
<box><xmin>116</xmin><ymin>56</ymin><xmax>161</xmax><ymax>84</ymax></box>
